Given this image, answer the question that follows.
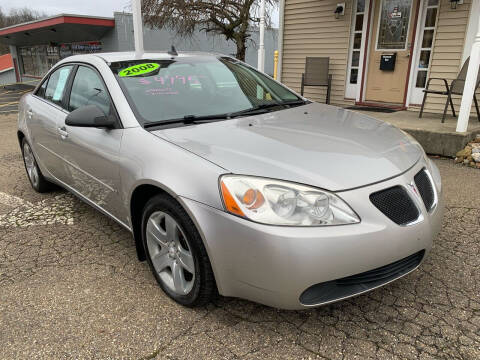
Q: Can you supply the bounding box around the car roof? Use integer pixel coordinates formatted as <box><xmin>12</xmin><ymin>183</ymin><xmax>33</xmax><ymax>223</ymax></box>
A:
<box><xmin>60</xmin><ymin>51</ymin><xmax>230</xmax><ymax>64</ymax></box>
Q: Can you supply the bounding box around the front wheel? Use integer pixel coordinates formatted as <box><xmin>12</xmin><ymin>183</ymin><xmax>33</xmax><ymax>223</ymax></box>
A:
<box><xmin>141</xmin><ymin>194</ymin><xmax>216</xmax><ymax>307</ymax></box>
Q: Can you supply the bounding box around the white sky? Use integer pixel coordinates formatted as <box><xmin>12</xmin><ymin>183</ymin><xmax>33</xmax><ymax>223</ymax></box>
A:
<box><xmin>0</xmin><ymin>0</ymin><xmax>131</xmax><ymax>17</ymax></box>
<box><xmin>0</xmin><ymin>0</ymin><xmax>279</xmax><ymax>26</ymax></box>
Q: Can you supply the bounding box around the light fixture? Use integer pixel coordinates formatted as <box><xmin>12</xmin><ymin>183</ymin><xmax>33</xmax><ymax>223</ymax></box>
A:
<box><xmin>334</xmin><ymin>3</ymin><xmax>345</xmax><ymax>19</ymax></box>
<box><xmin>450</xmin><ymin>0</ymin><xmax>463</xmax><ymax>9</ymax></box>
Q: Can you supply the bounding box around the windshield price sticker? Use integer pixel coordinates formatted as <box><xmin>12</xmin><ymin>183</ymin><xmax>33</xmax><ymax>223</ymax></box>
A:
<box><xmin>119</xmin><ymin>63</ymin><xmax>160</xmax><ymax>77</ymax></box>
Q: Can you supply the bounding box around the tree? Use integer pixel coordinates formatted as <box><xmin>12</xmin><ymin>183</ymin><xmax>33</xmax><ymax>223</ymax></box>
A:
<box><xmin>0</xmin><ymin>7</ymin><xmax>46</xmax><ymax>54</ymax></box>
<box><xmin>141</xmin><ymin>0</ymin><xmax>276</xmax><ymax>61</ymax></box>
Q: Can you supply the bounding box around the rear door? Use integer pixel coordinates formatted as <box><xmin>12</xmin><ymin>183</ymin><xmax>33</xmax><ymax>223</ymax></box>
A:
<box><xmin>56</xmin><ymin>64</ymin><xmax>125</xmax><ymax>222</ymax></box>
<box><xmin>27</xmin><ymin>65</ymin><xmax>74</xmax><ymax>179</ymax></box>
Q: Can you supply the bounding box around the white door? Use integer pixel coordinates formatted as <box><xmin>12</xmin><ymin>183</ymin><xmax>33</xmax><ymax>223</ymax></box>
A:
<box><xmin>409</xmin><ymin>0</ymin><xmax>440</xmax><ymax>105</ymax></box>
<box><xmin>345</xmin><ymin>0</ymin><xmax>370</xmax><ymax>100</ymax></box>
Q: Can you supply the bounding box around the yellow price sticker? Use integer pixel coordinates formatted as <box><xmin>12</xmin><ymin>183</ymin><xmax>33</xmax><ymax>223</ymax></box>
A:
<box><xmin>119</xmin><ymin>63</ymin><xmax>160</xmax><ymax>77</ymax></box>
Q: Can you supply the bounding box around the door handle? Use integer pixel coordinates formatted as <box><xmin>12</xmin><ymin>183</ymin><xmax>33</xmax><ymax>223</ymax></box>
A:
<box><xmin>27</xmin><ymin>109</ymin><xmax>33</xmax><ymax>118</ymax></box>
<box><xmin>58</xmin><ymin>126</ymin><xmax>68</xmax><ymax>139</ymax></box>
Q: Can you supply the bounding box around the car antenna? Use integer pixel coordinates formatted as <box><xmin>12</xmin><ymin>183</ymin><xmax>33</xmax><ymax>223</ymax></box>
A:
<box><xmin>168</xmin><ymin>45</ymin><xmax>178</xmax><ymax>56</ymax></box>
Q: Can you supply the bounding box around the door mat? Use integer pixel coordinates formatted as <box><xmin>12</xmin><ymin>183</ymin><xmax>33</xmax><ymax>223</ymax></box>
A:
<box><xmin>345</xmin><ymin>106</ymin><xmax>399</xmax><ymax>113</ymax></box>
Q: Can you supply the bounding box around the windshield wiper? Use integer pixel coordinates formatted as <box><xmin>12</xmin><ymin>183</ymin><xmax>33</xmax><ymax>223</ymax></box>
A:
<box><xmin>227</xmin><ymin>102</ymin><xmax>285</xmax><ymax>118</ymax></box>
<box><xmin>144</xmin><ymin>114</ymin><xmax>229</xmax><ymax>128</ymax></box>
<box><xmin>279</xmin><ymin>99</ymin><xmax>308</xmax><ymax>107</ymax></box>
<box><xmin>144</xmin><ymin>100</ymin><xmax>307</xmax><ymax>128</ymax></box>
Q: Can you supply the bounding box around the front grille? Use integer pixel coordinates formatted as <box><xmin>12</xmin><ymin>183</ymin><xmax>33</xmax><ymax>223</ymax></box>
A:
<box><xmin>370</xmin><ymin>186</ymin><xmax>419</xmax><ymax>225</ymax></box>
<box><xmin>299</xmin><ymin>250</ymin><xmax>425</xmax><ymax>305</ymax></box>
<box><xmin>414</xmin><ymin>169</ymin><xmax>435</xmax><ymax>211</ymax></box>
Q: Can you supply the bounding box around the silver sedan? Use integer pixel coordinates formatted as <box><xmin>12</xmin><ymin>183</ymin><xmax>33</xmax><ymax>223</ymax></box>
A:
<box><xmin>17</xmin><ymin>52</ymin><xmax>443</xmax><ymax>309</ymax></box>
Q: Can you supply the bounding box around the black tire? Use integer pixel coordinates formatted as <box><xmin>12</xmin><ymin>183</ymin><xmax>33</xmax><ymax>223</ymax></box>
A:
<box><xmin>21</xmin><ymin>138</ymin><xmax>52</xmax><ymax>193</ymax></box>
<box><xmin>141</xmin><ymin>193</ymin><xmax>217</xmax><ymax>307</ymax></box>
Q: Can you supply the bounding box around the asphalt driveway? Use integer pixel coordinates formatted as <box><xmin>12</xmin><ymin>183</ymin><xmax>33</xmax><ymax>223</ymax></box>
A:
<box><xmin>0</xmin><ymin>85</ymin><xmax>34</xmax><ymax>116</ymax></box>
<box><xmin>0</xmin><ymin>102</ymin><xmax>479</xmax><ymax>359</ymax></box>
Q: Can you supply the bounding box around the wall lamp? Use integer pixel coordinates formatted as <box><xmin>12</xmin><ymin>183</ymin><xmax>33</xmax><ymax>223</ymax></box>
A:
<box><xmin>450</xmin><ymin>0</ymin><xmax>463</xmax><ymax>9</ymax></box>
<box><xmin>334</xmin><ymin>3</ymin><xmax>345</xmax><ymax>19</ymax></box>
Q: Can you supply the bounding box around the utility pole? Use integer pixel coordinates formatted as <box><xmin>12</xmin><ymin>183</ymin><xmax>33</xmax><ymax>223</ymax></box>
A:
<box><xmin>257</xmin><ymin>0</ymin><xmax>266</xmax><ymax>72</ymax></box>
<box><xmin>132</xmin><ymin>0</ymin><xmax>144</xmax><ymax>59</ymax></box>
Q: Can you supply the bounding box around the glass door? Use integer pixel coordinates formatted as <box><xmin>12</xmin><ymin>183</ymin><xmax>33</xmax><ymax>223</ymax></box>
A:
<box><xmin>409</xmin><ymin>0</ymin><xmax>440</xmax><ymax>104</ymax></box>
<box><xmin>345</xmin><ymin>0</ymin><xmax>369</xmax><ymax>100</ymax></box>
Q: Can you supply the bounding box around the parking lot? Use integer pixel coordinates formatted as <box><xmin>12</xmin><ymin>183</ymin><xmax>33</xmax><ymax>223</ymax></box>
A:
<box><xmin>0</xmin><ymin>87</ymin><xmax>479</xmax><ymax>359</ymax></box>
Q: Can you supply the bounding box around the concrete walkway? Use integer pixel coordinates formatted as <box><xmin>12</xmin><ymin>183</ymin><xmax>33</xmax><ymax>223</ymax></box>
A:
<box><xmin>349</xmin><ymin>108</ymin><xmax>480</xmax><ymax>157</ymax></box>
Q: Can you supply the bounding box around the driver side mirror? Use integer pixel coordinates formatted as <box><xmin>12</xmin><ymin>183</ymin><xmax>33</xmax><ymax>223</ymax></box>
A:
<box><xmin>65</xmin><ymin>105</ymin><xmax>116</xmax><ymax>128</ymax></box>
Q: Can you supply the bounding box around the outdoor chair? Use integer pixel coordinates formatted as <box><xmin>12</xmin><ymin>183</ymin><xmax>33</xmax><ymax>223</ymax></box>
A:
<box><xmin>301</xmin><ymin>57</ymin><xmax>332</xmax><ymax>104</ymax></box>
<box><xmin>419</xmin><ymin>57</ymin><xmax>480</xmax><ymax>123</ymax></box>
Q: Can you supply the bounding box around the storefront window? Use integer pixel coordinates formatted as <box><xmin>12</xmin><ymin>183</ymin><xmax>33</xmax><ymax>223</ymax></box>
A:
<box><xmin>19</xmin><ymin>41</ymin><xmax>102</xmax><ymax>78</ymax></box>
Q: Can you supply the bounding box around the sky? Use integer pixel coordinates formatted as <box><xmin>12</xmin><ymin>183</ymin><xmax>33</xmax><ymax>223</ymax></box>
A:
<box><xmin>0</xmin><ymin>0</ymin><xmax>131</xmax><ymax>17</ymax></box>
<box><xmin>0</xmin><ymin>0</ymin><xmax>279</xmax><ymax>26</ymax></box>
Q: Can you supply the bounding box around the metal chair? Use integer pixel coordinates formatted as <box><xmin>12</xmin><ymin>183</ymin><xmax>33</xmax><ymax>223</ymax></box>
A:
<box><xmin>419</xmin><ymin>57</ymin><xmax>480</xmax><ymax>123</ymax></box>
<box><xmin>301</xmin><ymin>57</ymin><xmax>332</xmax><ymax>104</ymax></box>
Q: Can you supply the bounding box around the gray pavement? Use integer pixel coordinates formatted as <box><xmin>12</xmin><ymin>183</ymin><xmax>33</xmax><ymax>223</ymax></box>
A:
<box><xmin>0</xmin><ymin>96</ymin><xmax>479</xmax><ymax>359</ymax></box>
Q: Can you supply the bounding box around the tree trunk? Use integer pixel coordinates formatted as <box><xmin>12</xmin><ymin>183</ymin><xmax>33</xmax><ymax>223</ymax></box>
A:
<box><xmin>235</xmin><ymin>38</ymin><xmax>246</xmax><ymax>61</ymax></box>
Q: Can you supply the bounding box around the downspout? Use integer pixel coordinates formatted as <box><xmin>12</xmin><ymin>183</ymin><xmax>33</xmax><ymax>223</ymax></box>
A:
<box><xmin>277</xmin><ymin>0</ymin><xmax>285</xmax><ymax>82</ymax></box>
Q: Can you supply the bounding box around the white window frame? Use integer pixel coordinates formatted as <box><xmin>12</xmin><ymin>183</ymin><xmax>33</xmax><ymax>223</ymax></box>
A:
<box><xmin>374</xmin><ymin>0</ymin><xmax>415</xmax><ymax>51</ymax></box>
<box><xmin>408</xmin><ymin>0</ymin><xmax>440</xmax><ymax>105</ymax></box>
<box><xmin>345</xmin><ymin>0</ymin><xmax>370</xmax><ymax>100</ymax></box>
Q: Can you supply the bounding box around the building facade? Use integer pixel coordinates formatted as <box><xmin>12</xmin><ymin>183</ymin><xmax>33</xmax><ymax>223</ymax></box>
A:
<box><xmin>278</xmin><ymin>0</ymin><xmax>479</xmax><ymax>115</ymax></box>
<box><xmin>0</xmin><ymin>12</ymin><xmax>278</xmax><ymax>85</ymax></box>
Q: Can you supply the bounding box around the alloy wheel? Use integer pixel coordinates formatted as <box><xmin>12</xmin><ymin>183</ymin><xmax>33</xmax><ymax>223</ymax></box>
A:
<box><xmin>146</xmin><ymin>211</ymin><xmax>195</xmax><ymax>295</ymax></box>
<box><xmin>23</xmin><ymin>142</ymin><xmax>39</xmax><ymax>188</ymax></box>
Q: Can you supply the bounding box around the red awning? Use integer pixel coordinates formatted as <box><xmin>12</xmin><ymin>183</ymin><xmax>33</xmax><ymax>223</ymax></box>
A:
<box><xmin>0</xmin><ymin>14</ymin><xmax>115</xmax><ymax>47</ymax></box>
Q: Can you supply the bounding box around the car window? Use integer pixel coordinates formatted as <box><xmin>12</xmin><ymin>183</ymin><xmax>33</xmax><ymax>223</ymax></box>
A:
<box><xmin>44</xmin><ymin>65</ymin><xmax>73</xmax><ymax>107</ymax></box>
<box><xmin>69</xmin><ymin>66</ymin><xmax>111</xmax><ymax>115</ymax></box>
<box><xmin>36</xmin><ymin>79</ymin><xmax>48</xmax><ymax>99</ymax></box>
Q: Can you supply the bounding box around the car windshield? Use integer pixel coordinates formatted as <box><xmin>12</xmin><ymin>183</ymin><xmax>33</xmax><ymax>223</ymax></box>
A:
<box><xmin>110</xmin><ymin>56</ymin><xmax>301</xmax><ymax>126</ymax></box>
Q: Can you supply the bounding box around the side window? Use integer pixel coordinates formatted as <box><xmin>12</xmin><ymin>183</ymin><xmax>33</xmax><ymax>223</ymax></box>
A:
<box><xmin>68</xmin><ymin>66</ymin><xmax>111</xmax><ymax>115</ymax></box>
<box><xmin>36</xmin><ymin>79</ymin><xmax>48</xmax><ymax>99</ymax></box>
<box><xmin>45</xmin><ymin>65</ymin><xmax>73</xmax><ymax>107</ymax></box>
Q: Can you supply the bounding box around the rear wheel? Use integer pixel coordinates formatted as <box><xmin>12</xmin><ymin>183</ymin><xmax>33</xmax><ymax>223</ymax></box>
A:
<box><xmin>21</xmin><ymin>139</ymin><xmax>52</xmax><ymax>193</ymax></box>
<box><xmin>141</xmin><ymin>194</ymin><xmax>216</xmax><ymax>307</ymax></box>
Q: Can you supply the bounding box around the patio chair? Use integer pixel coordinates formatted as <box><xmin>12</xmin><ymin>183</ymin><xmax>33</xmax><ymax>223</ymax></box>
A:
<box><xmin>301</xmin><ymin>57</ymin><xmax>332</xmax><ymax>104</ymax></box>
<box><xmin>419</xmin><ymin>57</ymin><xmax>480</xmax><ymax>123</ymax></box>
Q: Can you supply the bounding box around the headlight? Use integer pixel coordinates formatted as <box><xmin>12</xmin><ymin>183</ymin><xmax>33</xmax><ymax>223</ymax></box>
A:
<box><xmin>219</xmin><ymin>175</ymin><xmax>360</xmax><ymax>226</ymax></box>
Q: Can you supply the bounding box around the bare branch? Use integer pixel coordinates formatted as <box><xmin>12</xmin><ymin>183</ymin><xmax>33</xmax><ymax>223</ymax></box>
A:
<box><xmin>142</xmin><ymin>0</ymin><xmax>278</xmax><ymax>61</ymax></box>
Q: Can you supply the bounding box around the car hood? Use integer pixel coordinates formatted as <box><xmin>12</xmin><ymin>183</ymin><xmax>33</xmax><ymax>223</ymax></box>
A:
<box><xmin>151</xmin><ymin>103</ymin><xmax>423</xmax><ymax>191</ymax></box>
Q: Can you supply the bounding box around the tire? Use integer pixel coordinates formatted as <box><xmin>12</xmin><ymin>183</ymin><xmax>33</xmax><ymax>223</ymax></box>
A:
<box><xmin>141</xmin><ymin>193</ymin><xmax>216</xmax><ymax>307</ymax></box>
<box><xmin>21</xmin><ymin>138</ymin><xmax>52</xmax><ymax>193</ymax></box>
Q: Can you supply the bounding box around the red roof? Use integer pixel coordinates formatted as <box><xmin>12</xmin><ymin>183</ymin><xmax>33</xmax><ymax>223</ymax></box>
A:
<box><xmin>0</xmin><ymin>54</ymin><xmax>13</xmax><ymax>72</ymax></box>
<box><xmin>0</xmin><ymin>15</ymin><xmax>114</xmax><ymax>37</ymax></box>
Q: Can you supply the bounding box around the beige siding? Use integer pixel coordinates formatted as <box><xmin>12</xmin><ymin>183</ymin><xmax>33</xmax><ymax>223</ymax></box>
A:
<box><xmin>281</xmin><ymin>0</ymin><xmax>477</xmax><ymax>116</ymax></box>
<box><xmin>412</xmin><ymin>0</ymin><xmax>478</xmax><ymax>116</ymax></box>
<box><xmin>281</xmin><ymin>0</ymin><xmax>355</xmax><ymax>106</ymax></box>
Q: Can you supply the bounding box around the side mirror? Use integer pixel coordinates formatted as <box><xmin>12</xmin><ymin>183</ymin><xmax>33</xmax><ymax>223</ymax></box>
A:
<box><xmin>65</xmin><ymin>105</ymin><xmax>116</xmax><ymax>128</ymax></box>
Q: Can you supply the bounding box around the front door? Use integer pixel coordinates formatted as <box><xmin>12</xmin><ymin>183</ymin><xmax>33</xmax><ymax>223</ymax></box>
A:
<box><xmin>365</xmin><ymin>0</ymin><xmax>418</xmax><ymax>104</ymax></box>
<box><xmin>58</xmin><ymin>65</ymin><xmax>125</xmax><ymax>223</ymax></box>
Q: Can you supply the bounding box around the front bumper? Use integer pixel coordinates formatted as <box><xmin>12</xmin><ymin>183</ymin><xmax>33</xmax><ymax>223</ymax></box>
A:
<box><xmin>182</xmin><ymin>161</ymin><xmax>444</xmax><ymax>310</ymax></box>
